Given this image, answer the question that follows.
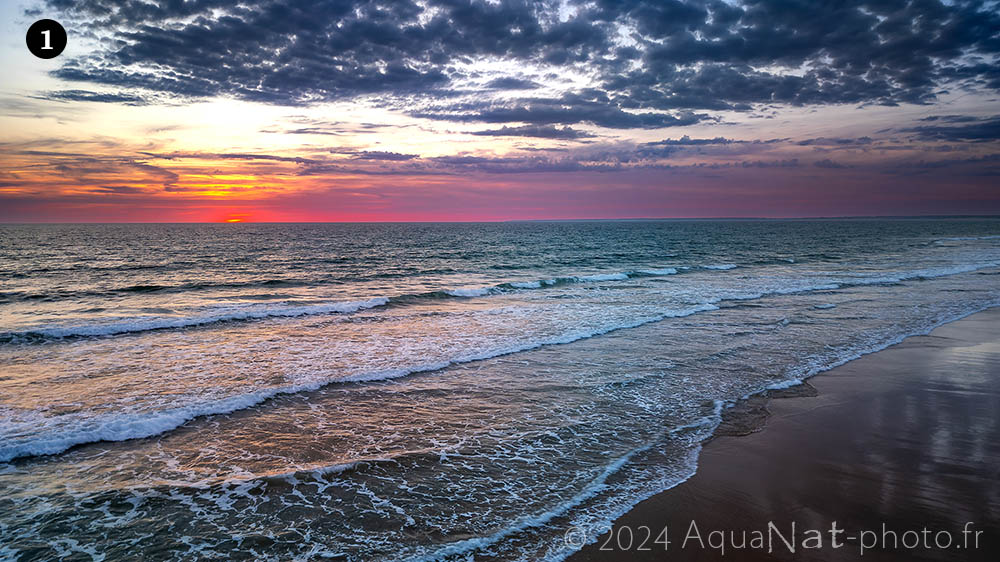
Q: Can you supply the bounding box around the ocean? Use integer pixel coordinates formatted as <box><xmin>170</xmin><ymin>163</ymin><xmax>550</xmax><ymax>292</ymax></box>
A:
<box><xmin>1</xmin><ymin>219</ymin><xmax>999</xmax><ymax>561</ymax></box>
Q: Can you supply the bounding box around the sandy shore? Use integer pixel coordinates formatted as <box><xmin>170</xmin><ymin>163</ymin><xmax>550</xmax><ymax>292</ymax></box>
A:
<box><xmin>568</xmin><ymin>307</ymin><xmax>1000</xmax><ymax>561</ymax></box>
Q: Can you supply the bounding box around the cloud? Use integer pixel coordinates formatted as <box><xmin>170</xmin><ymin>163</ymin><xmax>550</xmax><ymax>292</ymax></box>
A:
<box><xmin>918</xmin><ymin>115</ymin><xmax>985</xmax><ymax>123</ymax></box>
<box><xmin>88</xmin><ymin>185</ymin><xmax>149</xmax><ymax>194</ymax></box>
<box><xmin>797</xmin><ymin>137</ymin><xmax>874</xmax><ymax>147</ymax></box>
<box><xmin>37</xmin><ymin>0</ymin><xmax>1000</xmax><ymax>128</ymax></box>
<box><xmin>483</xmin><ymin>77</ymin><xmax>541</xmax><ymax>90</ymax></box>
<box><xmin>642</xmin><ymin>135</ymin><xmax>786</xmax><ymax>147</ymax></box>
<box><xmin>141</xmin><ymin>151</ymin><xmax>317</xmax><ymax>163</ymax></box>
<box><xmin>412</xmin><ymin>95</ymin><xmax>711</xmax><ymax>128</ymax></box>
<box><xmin>900</xmin><ymin>116</ymin><xmax>1000</xmax><ymax>142</ymax></box>
<box><xmin>350</xmin><ymin>151</ymin><xmax>420</xmax><ymax>161</ymax></box>
<box><xmin>280</xmin><ymin>128</ymin><xmax>343</xmax><ymax>136</ymax></box>
<box><xmin>645</xmin><ymin>136</ymin><xmax>739</xmax><ymax>146</ymax></box>
<box><xmin>469</xmin><ymin>125</ymin><xmax>595</xmax><ymax>139</ymax></box>
<box><xmin>814</xmin><ymin>158</ymin><xmax>850</xmax><ymax>169</ymax></box>
<box><xmin>43</xmin><ymin>89</ymin><xmax>150</xmax><ymax>105</ymax></box>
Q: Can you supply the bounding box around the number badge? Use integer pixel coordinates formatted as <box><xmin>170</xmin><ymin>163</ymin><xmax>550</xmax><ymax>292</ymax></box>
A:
<box><xmin>26</xmin><ymin>19</ymin><xmax>67</xmax><ymax>59</ymax></box>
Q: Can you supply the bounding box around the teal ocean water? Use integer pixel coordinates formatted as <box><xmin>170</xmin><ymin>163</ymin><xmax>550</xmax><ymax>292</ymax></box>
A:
<box><xmin>1</xmin><ymin>219</ymin><xmax>999</xmax><ymax>560</ymax></box>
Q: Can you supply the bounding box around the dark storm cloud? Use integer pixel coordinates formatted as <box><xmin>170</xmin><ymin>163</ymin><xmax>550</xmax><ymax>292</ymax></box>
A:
<box><xmin>40</xmin><ymin>0</ymin><xmax>1000</xmax><ymax>126</ymax></box>
<box><xmin>739</xmin><ymin>159</ymin><xmax>799</xmax><ymax>168</ymax></box>
<box><xmin>43</xmin><ymin>89</ymin><xmax>149</xmax><ymax>105</ymax></box>
<box><xmin>483</xmin><ymin>78</ymin><xmax>542</xmax><ymax>90</ymax></box>
<box><xmin>89</xmin><ymin>185</ymin><xmax>149</xmax><ymax>194</ymax></box>
<box><xmin>350</xmin><ymin>151</ymin><xmax>421</xmax><ymax>161</ymax></box>
<box><xmin>796</xmin><ymin>137</ymin><xmax>875</xmax><ymax>146</ymax></box>
<box><xmin>412</xmin><ymin>95</ymin><xmax>711</xmax><ymax>128</ymax></box>
<box><xmin>918</xmin><ymin>115</ymin><xmax>985</xmax><ymax>123</ymax></box>
<box><xmin>645</xmin><ymin>136</ymin><xmax>738</xmax><ymax>146</ymax></box>
<box><xmin>900</xmin><ymin>116</ymin><xmax>1000</xmax><ymax>142</ymax></box>
<box><xmin>643</xmin><ymin>135</ymin><xmax>787</xmax><ymax>147</ymax></box>
<box><xmin>428</xmin><ymin>154</ymin><xmax>623</xmax><ymax>173</ymax></box>
<box><xmin>469</xmin><ymin>125</ymin><xmax>595</xmax><ymax>139</ymax></box>
<box><xmin>814</xmin><ymin>159</ymin><xmax>850</xmax><ymax>169</ymax></box>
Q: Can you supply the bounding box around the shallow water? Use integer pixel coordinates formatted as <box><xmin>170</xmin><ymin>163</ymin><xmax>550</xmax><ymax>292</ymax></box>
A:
<box><xmin>1</xmin><ymin>220</ymin><xmax>999</xmax><ymax>560</ymax></box>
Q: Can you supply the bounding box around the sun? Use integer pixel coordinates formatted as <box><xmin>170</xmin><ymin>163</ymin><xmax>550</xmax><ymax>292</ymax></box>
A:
<box><xmin>221</xmin><ymin>213</ymin><xmax>250</xmax><ymax>223</ymax></box>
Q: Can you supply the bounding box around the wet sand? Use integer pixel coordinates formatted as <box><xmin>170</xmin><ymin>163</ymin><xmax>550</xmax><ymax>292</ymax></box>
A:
<box><xmin>569</xmin><ymin>307</ymin><xmax>1000</xmax><ymax>561</ymax></box>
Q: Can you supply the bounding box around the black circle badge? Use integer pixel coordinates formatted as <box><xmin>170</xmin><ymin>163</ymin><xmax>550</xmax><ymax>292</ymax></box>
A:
<box><xmin>26</xmin><ymin>19</ymin><xmax>67</xmax><ymax>59</ymax></box>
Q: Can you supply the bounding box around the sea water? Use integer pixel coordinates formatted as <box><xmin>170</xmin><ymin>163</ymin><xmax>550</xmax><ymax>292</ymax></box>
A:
<box><xmin>1</xmin><ymin>219</ymin><xmax>999</xmax><ymax>560</ymax></box>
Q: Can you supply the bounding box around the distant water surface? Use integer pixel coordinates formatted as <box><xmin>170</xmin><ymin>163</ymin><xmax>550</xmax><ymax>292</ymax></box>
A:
<box><xmin>1</xmin><ymin>219</ymin><xmax>999</xmax><ymax>560</ymax></box>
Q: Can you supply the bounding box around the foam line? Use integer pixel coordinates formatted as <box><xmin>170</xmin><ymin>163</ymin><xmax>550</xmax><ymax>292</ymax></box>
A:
<box><xmin>0</xmin><ymin>304</ymin><xmax>718</xmax><ymax>463</ymax></box>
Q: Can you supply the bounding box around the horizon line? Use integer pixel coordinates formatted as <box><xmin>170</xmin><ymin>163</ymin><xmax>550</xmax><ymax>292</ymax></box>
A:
<box><xmin>3</xmin><ymin>214</ymin><xmax>1000</xmax><ymax>225</ymax></box>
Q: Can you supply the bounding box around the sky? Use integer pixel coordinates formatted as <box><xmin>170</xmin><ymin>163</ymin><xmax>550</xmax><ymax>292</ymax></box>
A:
<box><xmin>1</xmin><ymin>0</ymin><xmax>999</xmax><ymax>222</ymax></box>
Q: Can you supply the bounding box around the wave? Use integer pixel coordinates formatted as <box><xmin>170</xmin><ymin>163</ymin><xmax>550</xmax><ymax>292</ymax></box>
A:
<box><xmin>539</xmin><ymin>301</ymin><xmax>1000</xmax><ymax>562</ymax></box>
<box><xmin>507</xmin><ymin>280</ymin><xmax>549</xmax><ymax>289</ymax></box>
<box><xmin>5</xmin><ymin>260</ymin><xmax>996</xmax><ymax>345</ymax></box>
<box><xmin>0</xmin><ymin>298</ymin><xmax>389</xmax><ymax>343</ymax></box>
<box><xmin>0</xmin><ymin>278</ymin><xmax>311</xmax><ymax>303</ymax></box>
<box><xmin>933</xmin><ymin>235</ymin><xmax>1000</xmax><ymax>243</ymax></box>
<box><xmin>7</xmin><ymin>259</ymin><xmax>996</xmax><ymax>464</ymax></box>
<box><xmin>854</xmin><ymin>261</ymin><xmax>999</xmax><ymax>285</ymax></box>
<box><xmin>4</xmin><ymin>258</ymin><xmax>998</xmax><ymax>462</ymax></box>
<box><xmin>575</xmin><ymin>272</ymin><xmax>630</xmax><ymax>281</ymax></box>
<box><xmin>3</xmin><ymin>267</ymin><xmax>685</xmax><ymax>307</ymax></box>
<box><xmin>407</xmin><ymin>300</ymin><xmax>1000</xmax><ymax>562</ymax></box>
<box><xmin>4</xmin><ymin>260</ymin><xmax>996</xmax><ymax>344</ymax></box>
<box><xmin>0</xmin><ymin>304</ymin><xmax>719</xmax><ymax>463</ymax></box>
<box><xmin>752</xmin><ymin>257</ymin><xmax>797</xmax><ymax>265</ymax></box>
<box><xmin>0</xmin><ymin>268</ymin><xmax>461</xmax><ymax>304</ymax></box>
<box><xmin>703</xmin><ymin>263</ymin><xmax>737</xmax><ymax>270</ymax></box>
<box><xmin>0</xmin><ymin>268</ymin><xmax>683</xmax><ymax>344</ymax></box>
<box><xmin>407</xmin><ymin>441</ymin><xmax>660</xmax><ymax>562</ymax></box>
<box><xmin>635</xmin><ymin>267</ymin><xmax>678</xmax><ymax>276</ymax></box>
<box><xmin>444</xmin><ymin>287</ymin><xmax>492</xmax><ymax>297</ymax></box>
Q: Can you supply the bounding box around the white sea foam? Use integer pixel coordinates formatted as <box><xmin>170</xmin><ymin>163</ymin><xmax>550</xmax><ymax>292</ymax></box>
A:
<box><xmin>4</xmin><ymin>259</ymin><xmax>998</xmax><ymax>463</ymax></box>
<box><xmin>0</xmin><ymin>303</ymin><xmax>720</xmax><ymax>463</ymax></box>
<box><xmin>444</xmin><ymin>287</ymin><xmax>492</xmax><ymax>297</ymax></box>
<box><xmin>513</xmin><ymin>269</ymin><xmax>675</xmax><ymax>288</ymax></box>
<box><xmin>541</xmin><ymin>301</ymin><xmax>1000</xmax><ymax>562</ymax></box>
<box><xmin>23</xmin><ymin>258</ymin><xmax>989</xmax><ymax>345</ymax></box>
<box><xmin>406</xmin><ymin>440</ymin><xmax>658</xmax><ymax>562</ymax></box>
<box><xmin>764</xmin><ymin>378</ymin><xmax>804</xmax><ymax>391</ymax></box>
<box><xmin>576</xmin><ymin>273</ymin><xmax>630</xmax><ymax>282</ymax></box>
<box><xmin>636</xmin><ymin>267</ymin><xmax>678</xmax><ymax>276</ymax></box>
<box><xmin>0</xmin><ymin>390</ymin><xmax>290</xmax><ymax>463</ymax></box>
<box><xmin>0</xmin><ymin>268</ymin><xmax>672</xmax><ymax>342</ymax></box>
<box><xmin>2</xmin><ymin>298</ymin><xmax>389</xmax><ymax>341</ymax></box>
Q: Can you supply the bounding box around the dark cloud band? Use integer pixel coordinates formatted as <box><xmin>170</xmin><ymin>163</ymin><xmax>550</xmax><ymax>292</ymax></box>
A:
<box><xmin>37</xmin><ymin>0</ymin><xmax>1000</xmax><ymax>128</ymax></box>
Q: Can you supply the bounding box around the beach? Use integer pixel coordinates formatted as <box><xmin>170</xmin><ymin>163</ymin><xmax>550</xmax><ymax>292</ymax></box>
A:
<box><xmin>569</xmin><ymin>307</ymin><xmax>1000</xmax><ymax>561</ymax></box>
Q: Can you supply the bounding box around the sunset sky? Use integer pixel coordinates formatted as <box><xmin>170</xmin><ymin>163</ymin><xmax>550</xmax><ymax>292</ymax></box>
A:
<box><xmin>1</xmin><ymin>0</ymin><xmax>999</xmax><ymax>222</ymax></box>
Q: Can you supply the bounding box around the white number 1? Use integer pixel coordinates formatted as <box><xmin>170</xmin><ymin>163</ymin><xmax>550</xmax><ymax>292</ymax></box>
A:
<box><xmin>41</xmin><ymin>29</ymin><xmax>52</xmax><ymax>49</ymax></box>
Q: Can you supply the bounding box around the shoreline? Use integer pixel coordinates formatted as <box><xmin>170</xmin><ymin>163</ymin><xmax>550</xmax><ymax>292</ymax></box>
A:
<box><xmin>567</xmin><ymin>307</ymin><xmax>1000</xmax><ymax>561</ymax></box>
